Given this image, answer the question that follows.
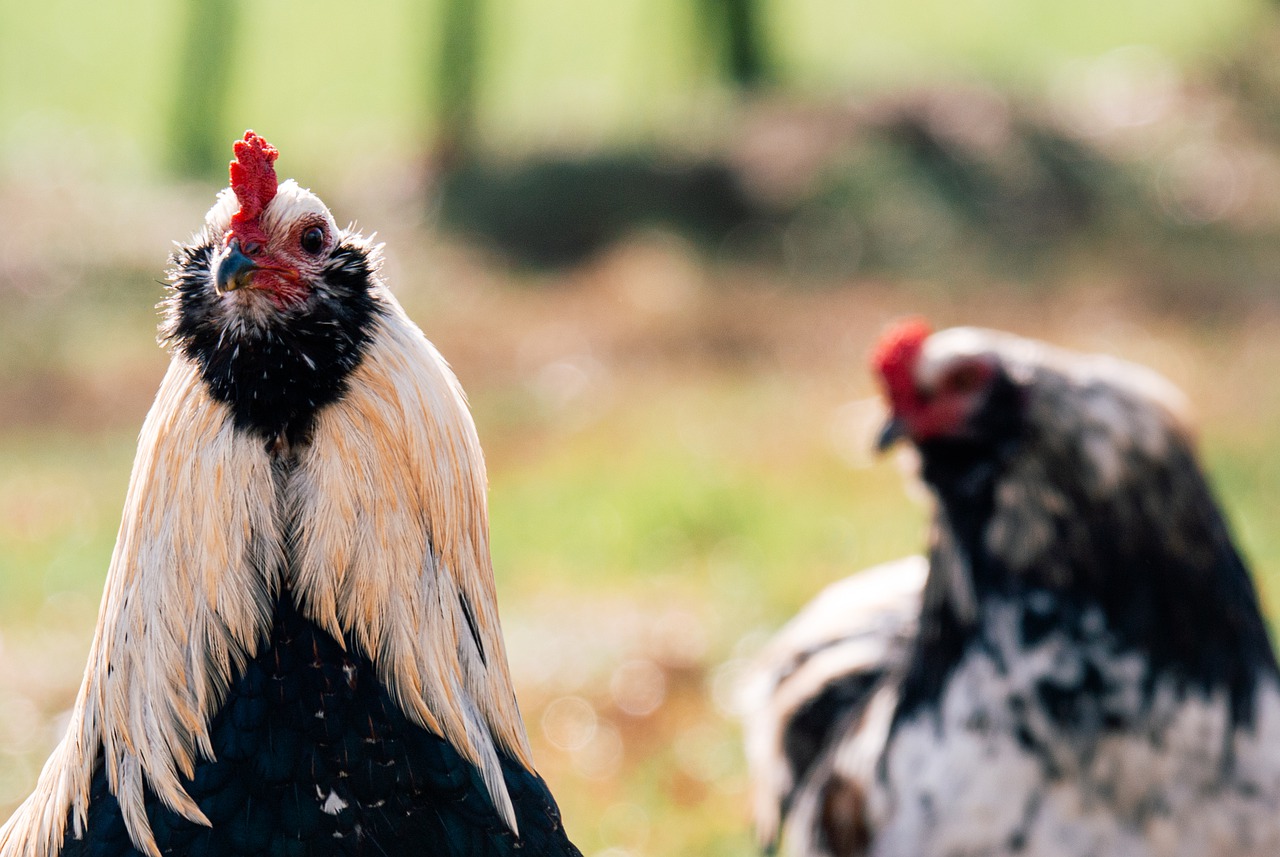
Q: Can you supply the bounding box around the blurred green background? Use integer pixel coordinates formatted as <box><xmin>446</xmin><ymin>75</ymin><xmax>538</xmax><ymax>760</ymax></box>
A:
<box><xmin>4</xmin><ymin>1</ymin><xmax>1280</xmax><ymax>855</ymax></box>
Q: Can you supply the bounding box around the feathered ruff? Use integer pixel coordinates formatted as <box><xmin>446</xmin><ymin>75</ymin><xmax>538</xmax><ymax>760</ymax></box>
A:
<box><xmin>288</xmin><ymin>291</ymin><xmax>533</xmax><ymax>825</ymax></box>
<box><xmin>0</xmin><ymin>357</ymin><xmax>280</xmax><ymax>857</ymax></box>
<box><xmin>0</xmin><ymin>287</ymin><xmax>531</xmax><ymax>857</ymax></box>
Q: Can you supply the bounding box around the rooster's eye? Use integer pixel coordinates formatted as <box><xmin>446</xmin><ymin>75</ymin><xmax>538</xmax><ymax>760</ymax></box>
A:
<box><xmin>300</xmin><ymin>226</ymin><xmax>325</xmax><ymax>255</ymax></box>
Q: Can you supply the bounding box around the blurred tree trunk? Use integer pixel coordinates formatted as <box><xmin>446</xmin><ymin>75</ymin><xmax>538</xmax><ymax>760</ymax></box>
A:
<box><xmin>169</xmin><ymin>0</ymin><xmax>239</xmax><ymax>178</ymax></box>
<box><xmin>433</xmin><ymin>0</ymin><xmax>484</xmax><ymax>170</ymax></box>
<box><xmin>696</xmin><ymin>0</ymin><xmax>772</xmax><ymax>90</ymax></box>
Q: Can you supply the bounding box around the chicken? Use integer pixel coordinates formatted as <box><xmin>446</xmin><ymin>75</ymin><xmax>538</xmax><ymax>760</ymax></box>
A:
<box><xmin>741</xmin><ymin>320</ymin><xmax>1280</xmax><ymax>857</ymax></box>
<box><xmin>0</xmin><ymin>132</ymin><xmax>581</xmax><ymax>857</ymax></box>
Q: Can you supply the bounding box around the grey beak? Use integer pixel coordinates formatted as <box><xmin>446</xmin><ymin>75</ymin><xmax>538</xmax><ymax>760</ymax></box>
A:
<box><xmin>876</xmin><ymin>415</ymin><xmax>907</xmax><ymax>452</ymax></box>
<box><xmin>214</xmin><ymin>240</ymin><xmax>258</xmax><ymax>294</ymax></box>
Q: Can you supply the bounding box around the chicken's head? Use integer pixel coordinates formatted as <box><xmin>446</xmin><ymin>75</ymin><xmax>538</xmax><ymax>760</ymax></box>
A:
<box><xmin>164</xmin><ymin>131</ymin><xmax>381</xmax><ymax>447</ymax></box>
<box><xmin>872</xmin><ymin>319</ymin><xmax>1016</xmax><ymax>451</ymax></box>
<box><xmin>206</xmin><ymin>131</ymin><xmax>342</xmax><ymax>310</ymax></box>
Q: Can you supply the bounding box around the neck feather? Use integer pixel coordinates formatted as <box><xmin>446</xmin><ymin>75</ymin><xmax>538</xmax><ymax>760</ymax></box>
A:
<box><xmin>899</xmin><ymin>412</ymin><xmax>1278</xmax><ymax>726</ymax></box>
<box><xmin>2</xmin><ymin>289</ymin><xmax>531</xmax><ymax>856</ymax></box>
<box><xmin>163</xmin><ymin>234</ymin><xmax>381</xmax><ymax>450</ymax></box>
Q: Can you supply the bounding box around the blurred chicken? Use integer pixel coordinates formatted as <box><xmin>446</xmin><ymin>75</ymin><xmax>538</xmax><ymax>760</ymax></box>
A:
<box><xmin>742</xmin><ymin>320</ymin><xmax>1280</xmax><ymax>857</ymax></box>
<box><xmin>0</xmin><ymin>132</ymin><xmax>580</xmax><ymax>857</ymax></box>
<box><xmin>740</xmin><ymin>556</ymin><xmax>925</xmax><ymax>854</ymax></box>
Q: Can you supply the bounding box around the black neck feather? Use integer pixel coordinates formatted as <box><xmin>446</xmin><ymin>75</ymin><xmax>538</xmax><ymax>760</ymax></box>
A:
<box><xmin>165</xmin><ymin>238</ymin><xmax>382</xmax><ymax>451</ymax></box>
<box><xmin>899</xmin><ymin>401</ymin><xmax>1278</xmax><ymax>728</ymax></box>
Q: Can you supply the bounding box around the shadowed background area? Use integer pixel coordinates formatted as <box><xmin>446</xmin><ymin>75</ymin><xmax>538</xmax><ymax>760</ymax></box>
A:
<box><xmin>3</xmin><ymin>0</ymin><xmax>1280</xmax><ymax>854</ymax></box>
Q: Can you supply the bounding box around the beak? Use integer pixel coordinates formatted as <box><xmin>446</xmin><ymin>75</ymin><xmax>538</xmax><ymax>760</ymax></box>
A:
<box><xmin>876</xmin><ymin>415</ymin><xmax>907</xmax><ymax>452</ymax></box>
<box><xmin>214</xmin><ymin>240</ymin><xmax>259</xmax><ymax>294</ymax></box>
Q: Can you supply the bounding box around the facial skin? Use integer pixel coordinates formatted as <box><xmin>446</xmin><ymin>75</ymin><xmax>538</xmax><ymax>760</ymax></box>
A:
<box><xmin>878</xmin><ymin>347</ymin><xmax>1002</xmax><ymax>451</ymax></box>
<box><xmin>210</xmin><ymin>182</ymin><xmax>341</xmax><ymax>312</ymax></box>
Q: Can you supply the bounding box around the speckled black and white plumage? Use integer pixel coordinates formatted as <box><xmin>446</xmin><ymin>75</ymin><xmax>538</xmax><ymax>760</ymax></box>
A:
<box><xmin>740</xmin><ymin>558</ymin><xmax>925</xmax><ymax>853</ymax></box>
<box><xmin>743</xmin><ymin>327</ymin><xmax>1280</xmax><ymax>857</ymax></box>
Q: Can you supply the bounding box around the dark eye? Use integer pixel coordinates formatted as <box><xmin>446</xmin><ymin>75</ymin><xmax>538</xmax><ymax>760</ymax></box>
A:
<box><xmin>300</xmin><ymin>226</ymin><xmax>325</xmax><ymax>255</ymax></box>
<box><xmin>945</xmin><ymin>364</ymin><xmax>988</xmax><ymax>394</ymax></box>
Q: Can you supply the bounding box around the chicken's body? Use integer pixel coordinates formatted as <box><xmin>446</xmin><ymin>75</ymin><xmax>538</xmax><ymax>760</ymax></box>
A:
<box><xmin>59</xmin><ymin>595</ymin><xmax>567</xmax><ymax>857</ymax></box>
<box><xmin>0</xmin><ymin>133</ymin><xmax>580</xmax><ymax>857</ymax></box>
<box><xmin>744</xmin><ymin>324</ymin><xmax>1280</xmax><ymax>857</ymax></box>
<box><xmin>740</xmin><ymin>557</ymin><xmax>924</xmax><ymax>855</ymax></box>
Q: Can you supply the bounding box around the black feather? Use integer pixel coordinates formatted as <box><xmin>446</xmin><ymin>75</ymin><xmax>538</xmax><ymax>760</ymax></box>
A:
<box><xmin>59</xmin><ymin>593</ymin><xmax>581</xmax><ymax>857</ymax></box>
<box><xmin>163</xmin><ymin>237</ymin><xmax>382</xmax><ymax>450</ymax></box>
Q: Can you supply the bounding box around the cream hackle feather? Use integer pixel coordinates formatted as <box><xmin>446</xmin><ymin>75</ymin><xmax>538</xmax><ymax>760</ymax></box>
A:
<box><xmin>0</xmin><ymin>253</ymin><xmax>531</xmax><ymax>857</ymax></box>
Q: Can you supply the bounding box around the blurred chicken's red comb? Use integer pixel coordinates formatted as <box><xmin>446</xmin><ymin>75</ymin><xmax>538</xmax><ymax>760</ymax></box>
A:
<box><xmin>229</xmin><ymin>131</ymin><xmax>279</xmax><ymax>233</ymax></box>
<box><xmin>871</xmin><ymin>317</ymin><xmax>931</xmax><ymax>405</ymax></box>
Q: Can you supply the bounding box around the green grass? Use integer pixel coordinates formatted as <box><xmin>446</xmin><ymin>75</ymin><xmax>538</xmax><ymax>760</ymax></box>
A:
<box><xmin>484</xmin><ymin>377</ymin><xmax>924</xmax><ymax>623</ymax></box>
<box><xmin>1206</xmin><ymin>441</ymin><xmax>1280</xmax><ymax>619</ymax></box>
<box><xmin>0</xmin><ymin>432</ymin><xmax>134</xmax><ymax>622</ymax></box>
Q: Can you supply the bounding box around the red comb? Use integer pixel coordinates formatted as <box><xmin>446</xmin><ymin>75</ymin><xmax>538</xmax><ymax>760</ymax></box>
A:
<box><xmin>871</xmin><ymin>317</ymin><xmax>932</xmax><ymax>407</ymax></box>
<box><xmin>229</xmin><ymin>131</ymin><xmax>279</xmax><ymax>238</ymax></box>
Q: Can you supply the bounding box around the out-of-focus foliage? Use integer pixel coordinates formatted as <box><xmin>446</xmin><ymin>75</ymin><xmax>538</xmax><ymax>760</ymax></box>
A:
<box><xmin>439</xmin><ymin>154</ymin><xmax>764</xmax><ymax>268</ymax></box>
<box><xmin>434</xmin><ymin>0</ymin><xmax>485</xmax><ymax>168</ymax></box>
<box><xmin>0</xmin><ymin>0</ymin><xmax>1267</xmax><ymax>176</ymax></box>
<box><xmin>438</xmin><ymin>32</ymin><xmax>1280</xmax><ymax>304</ymax></box>
<box><xmin>695</xmin><ymin>0</ymin><xmax>774</xmax><ymax>89</ymax></box>
<box><xmin>168</xmin><ymin>0</ymin><xmax>239</xmax><ymax>176</ymax></box>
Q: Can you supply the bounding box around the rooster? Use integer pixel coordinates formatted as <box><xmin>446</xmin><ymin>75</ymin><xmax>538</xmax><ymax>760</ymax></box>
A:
<box><xmin>0</xmin><ymin>132</ymin><xmax>581</xmax><ymax>857</ymax></box>
<box><xmin>742</xmin><ymin>321</ymin><xmax>1280</xmax><ymax>857</ymax></box>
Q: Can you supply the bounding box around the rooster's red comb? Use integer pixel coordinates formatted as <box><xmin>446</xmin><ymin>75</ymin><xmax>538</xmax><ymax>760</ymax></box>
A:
<box><xmin>229</xmin><ymin>131</ymin><xmax>279</xmax><ymax>230</ymax></box>
<box><xmin>871</xmin><ymin>317</ymin><xmax>932</xmax><ymax>405</ymax></box>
